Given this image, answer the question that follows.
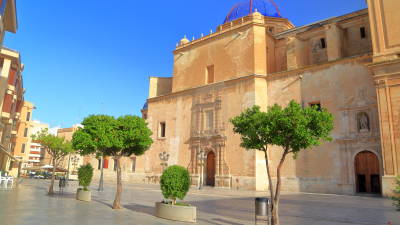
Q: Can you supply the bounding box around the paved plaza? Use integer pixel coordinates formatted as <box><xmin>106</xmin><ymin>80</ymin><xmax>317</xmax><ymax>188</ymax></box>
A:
<box><xmin>0</xmin><ymin>179</ymin><xmax>398</xmax><ymax>225</ymax></box>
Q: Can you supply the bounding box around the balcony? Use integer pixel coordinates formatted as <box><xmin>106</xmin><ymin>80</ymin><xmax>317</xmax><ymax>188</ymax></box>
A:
<box><xmin>28</xmin><ymin>159</ymin><xmax>40</xmax><ymax>163</ymax></box>
<box><xmin>1</xmin><ymin>111</ymin><xmax>10</xmax><ymax>119</ymax></box>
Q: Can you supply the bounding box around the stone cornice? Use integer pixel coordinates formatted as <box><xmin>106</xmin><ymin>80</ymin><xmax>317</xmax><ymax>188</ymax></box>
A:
<box><xmin>147</xmin><ymin>74</ymin><xmax>266</xmax><ymax>103</ymax></box>
<box><xmin>266</xmin><ymin>54</ymin><xmax>372</xmax><ymax>81</ymax></box>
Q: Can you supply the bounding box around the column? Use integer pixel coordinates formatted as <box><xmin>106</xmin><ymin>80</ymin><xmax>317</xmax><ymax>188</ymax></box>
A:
<box><xmin>325</xmin><ymin>23</ymin><xmax>343</xmax><ymax>61</ymax></box>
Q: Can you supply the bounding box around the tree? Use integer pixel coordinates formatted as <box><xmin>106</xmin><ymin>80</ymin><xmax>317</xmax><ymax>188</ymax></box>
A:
<box><xmin>72</xmin><ymin>115</ymin><xmax>113</xmax><ymax>191</ymax></box>
<box><xmin>72</xmin><ymin>115</ymin><xmax>153</xmax><ymax>209</ymax></box>
<box><xmin>32</xmin><ymin>129</ymin><xmax>74</xmax><ymax>195</ymax></box>
<box><xmin>230</xmin><ymin>100</ymin><xmax>333</xmax><ymax>225</ymax></box>
<box><xmin>160</xmin><ymin>165</ymin><xmax>190</xmax><ymax>205</ymax></box>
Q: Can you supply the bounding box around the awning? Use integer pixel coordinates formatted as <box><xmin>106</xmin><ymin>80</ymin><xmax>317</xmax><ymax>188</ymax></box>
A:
<box><xmin>0</xmin><ymin>144</ymin><xmax>20</xmax><ymax>162</ymax></box>
<box><xmin>22</xmin><ymin>166</ymin><xmax>42</xmax><ymax>171</ymax></box>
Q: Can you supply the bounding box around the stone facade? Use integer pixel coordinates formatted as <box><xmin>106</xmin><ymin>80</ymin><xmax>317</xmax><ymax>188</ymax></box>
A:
<box><xmin>83</xmin><ymin>0</ymin><xmax>400</xmax><ymax>196</ymax></box>
<box><xmin>10</xmin><ymin>101</ymin><xmax>34</xmax><ymax>175</ymax></box>
<box><xmin>0</xmin><ymin>0</ymin><xmax>22</xmax><ymax>175</ymax></box>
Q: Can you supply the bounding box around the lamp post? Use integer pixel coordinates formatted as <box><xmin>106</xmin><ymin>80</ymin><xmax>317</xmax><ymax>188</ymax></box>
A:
<box><xmin>66</xmin><ymin>155</ymin><xmax>79</xmax><ymax>186</ymax></box>
<box><xmin>197</xmin><ymin>149</ymin><xmax>207</xmax><ymax>190</ymax></box>
<box><xmin>71</xmin><ymin>155</ymin><xmax>79</xmax><ymax>173</ymax></box>
<box><xmin>66</xmin><ymin>154</ymin><xmax>71</xmax><ymax>186</ymax></box>
<box><xmin>159</xmin><ymin>151</ymin><xmax>170</xmax><ymax>172</ymax></box>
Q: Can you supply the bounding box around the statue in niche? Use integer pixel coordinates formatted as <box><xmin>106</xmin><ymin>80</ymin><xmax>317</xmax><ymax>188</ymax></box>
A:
<box><xmin>357</xmin><ymin>112</ymin><xmax>370</xmax><ymax>132</ymax></box>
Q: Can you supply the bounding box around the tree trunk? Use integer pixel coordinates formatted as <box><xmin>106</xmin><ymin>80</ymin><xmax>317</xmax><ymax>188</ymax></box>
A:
<box><xmin>271</xmin><ymin>150</ymin><xmax>289</xmax><ymax>225</ymax></box>
<box><xmin>48</xmin><ymin>158</ymin><xmax>56</xmax><ymax>195</ymax></box>
<box><xmin>112</xmin><ymin>156</ymin><xmax>122</xmax><ymax>209</ymax></box>
<box><xmin>271</xmin><ymin>206</ymin><xmax>279</xmax><ymax>225</ymax></box>
<box><xmin>264</xmin><ymin>149</ymin><xmax>276</xmax><ymax>225</ymax></box>
<box><xmin>263</xmin><ymin>149</ymin><xmax>275</xmax><ymax>198</ymax></box>
<box><xmin>98</xmin><ymin>156</ymin><xmax>104</xmax><ymax>191</ymax></box>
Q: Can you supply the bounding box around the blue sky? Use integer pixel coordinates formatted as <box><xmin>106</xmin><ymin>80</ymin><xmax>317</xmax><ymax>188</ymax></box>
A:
<box><xmin>4</xmin><ymin>0</ymin><xmax>367</xmax><ymax>128</ymax></box>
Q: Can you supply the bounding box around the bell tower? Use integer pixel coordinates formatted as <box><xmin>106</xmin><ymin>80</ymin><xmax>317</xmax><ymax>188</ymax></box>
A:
<box><xmin>367</xmin><ymin>0</ymin><xmax>400</xmax><ymax>196</ymax></box>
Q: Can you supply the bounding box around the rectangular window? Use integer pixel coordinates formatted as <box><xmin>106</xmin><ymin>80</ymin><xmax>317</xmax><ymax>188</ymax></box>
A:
<box><xmin>309</xmin><ymin>102</ymin><xmax>322</xmax><ymax>111</ymax></box>
<box><xmin>205</xmin><ymin>110</ymin><xmax>214</xmax><ymax>130</ymax></box>
<box><xmin>21</xmin><ymin>143</ymin><xmax>26</xmax><ymax>153</ymax></box>
<box><xmin>360</xmin><ymin>27</ymin><xmax>366</xmax><ymax>39</ymax></box>
<box><xmin>26</xmin><ymin>112</ymin><xmax>31</xmax><ymax>121</ymax></box>
<box><xmin>320</xmin><ymin>38</ymin><xmax>326</xmax><ymax>49</ymax></box>
<box><xmin>131</xmin><ymin>157</ymin><xmax>136</xmax><ymax>172</ymax></box>
<box><xmin>24</xmin><ymin>128</ymin><xmax>28</xmax><ymax>137</ymax></box>
<box><xmin>206</xmin><ymin>65</ymin><xmax>215</xmax><ymax>84</ymax></box>
<box><xmin>159</xmin><ymin>122</ymin><xmax>166</xmax><ymax>138</ymax></box>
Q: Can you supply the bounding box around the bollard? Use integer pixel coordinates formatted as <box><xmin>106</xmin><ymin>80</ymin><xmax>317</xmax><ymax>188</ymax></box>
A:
<box><xmin>255</xmin><ymin>197</ymin><xmax>270</xmax><ymax>225</ymax></box>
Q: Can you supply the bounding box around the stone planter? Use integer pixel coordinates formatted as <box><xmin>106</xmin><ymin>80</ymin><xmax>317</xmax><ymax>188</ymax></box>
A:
<box><xmin>155</xmin><ymin>202</ymin><xmax>196</xmax><ymax>223</ymax></box>
<box><xmin>76</xmin><ymin>189</ymin><xmax>91</xmax><ymax>202</ymax></box>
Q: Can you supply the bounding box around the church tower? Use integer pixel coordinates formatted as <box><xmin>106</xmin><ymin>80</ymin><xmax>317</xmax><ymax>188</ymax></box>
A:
<box><xmin>367</xmin><ymin>0</ymin><xmax>400</xmax><ymax>196</ymax></box>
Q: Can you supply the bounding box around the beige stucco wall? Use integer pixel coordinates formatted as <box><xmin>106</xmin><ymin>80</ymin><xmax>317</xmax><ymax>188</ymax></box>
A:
<box><xmin>144</xmin><ymin>76</ymin><xmax>263</xmax><ymax>189</ymax></box>
<box><xmin>149</xmin><ymin>77</ymin><xmax>172</xmax><ymax>98</ymax></box>
<box><xmin>172</xmin><ymin>26</ymin><xmax>256</xmax><ymax>92</ymax></box>
<box><xmin>265</xmin><ymin>59</ymin><xmax>380</xmax><ymax>194</ymax></box>
<box><xmin>13</xmin><ymin>101</ymin><xmax>34</xmax><ymax>163</ymax></box>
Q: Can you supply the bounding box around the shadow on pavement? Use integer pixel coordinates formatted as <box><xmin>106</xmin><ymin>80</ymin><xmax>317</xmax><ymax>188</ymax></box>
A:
<box><xmin>124</xmin><ymin>203</ymin><xmax>155</xmax><ymax>217</ymax></box>
<box><xmin>93</xmin><ymin>198</ymin><xmax>114</xmax><ymax>209</ymax></box>
<box><xmin>189</xmin><ymin>197</ymin><xmax>254</xmax><ymax>222</ymax></box>
<box><xmin>48</xmin><ymin>192</ymin><xmax>76</xmax><ymax>200</ymax></box>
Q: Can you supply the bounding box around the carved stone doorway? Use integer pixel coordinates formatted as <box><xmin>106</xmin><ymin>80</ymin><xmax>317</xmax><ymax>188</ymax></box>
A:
<box><xmin>206</xmin><ymin>151</ymin><xmax>215</xmax><ymax>186</ymax></box>
<box><xmin>355</xmin><ymin>151</ymin><xmax>380</xmax><ymax>193</ymax></box>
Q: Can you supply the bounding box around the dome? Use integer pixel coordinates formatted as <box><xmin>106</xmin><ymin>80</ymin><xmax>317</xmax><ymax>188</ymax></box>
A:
<box><xmin>142</xmin><ymin>101</ymin><xmax>148</xmax><ymax>110</ymax></box>
<box><xmin>224</xmin><ymin>0</ymin><xmax>282</xmax><ymax>23</ymax></box>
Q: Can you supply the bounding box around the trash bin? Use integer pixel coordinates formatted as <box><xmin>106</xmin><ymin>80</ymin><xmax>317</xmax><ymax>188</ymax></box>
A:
<box><xmin>255</xmin><ymin>197</ymin><xmax>269</xmax><ymax>216</ymax></box>
<box><xmin>255</xmin><ymin>197</ymin><xmax>270</xmax><ymax>224</ymax></box>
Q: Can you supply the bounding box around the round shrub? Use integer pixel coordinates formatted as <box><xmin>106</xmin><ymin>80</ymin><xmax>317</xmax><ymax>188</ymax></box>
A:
<box><xmin>160</xmin><ymin>165</ymin><xmax>190</xmax><ymax>205</ymax></box>
<box><xmin>78</xmin><ymin>164</ymin><xmax>94</xmax><ymax>191</ymax></box>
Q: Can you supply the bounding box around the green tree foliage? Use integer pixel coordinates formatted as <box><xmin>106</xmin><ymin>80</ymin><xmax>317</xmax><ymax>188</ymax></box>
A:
<box><xmin>392</xmin><ymin>176</ymin><xmax>400</xmax><ymax>211</ymax></box>
<box><xmin>230</xmin><ymin>100</ymin><xmax>333</xmax><ymax>225</ymax></box>
<box><xmin>78</xmin><ymin>164</ymin><xmax>94</xmax><ymax>191</ymax></box>
<box><xmin>160</xmin><ymin>165</ymin><xmax>190</xmax><ymax>205</ymax></box>
<box><xmin>31</xmin><ymin>129</ymin><xmax>74</xmax><ymax>195</ymax></box>
<box><xmin>72</xmin><ymin>115</ymin><xmax>153</xmax><ymax>209</ymax></box>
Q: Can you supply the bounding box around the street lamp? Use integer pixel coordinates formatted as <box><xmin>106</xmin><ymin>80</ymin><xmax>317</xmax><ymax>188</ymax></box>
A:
<box><xmin>197</xmin><ymin>149</ymin><xmax>207</xmax><ymax>190</ymax></box>
<box><xmin>71</xmin><ymin>155</ymin><xmax>79</xmax><ymax>173</ymax></box>
<box><xmin>66</xmin><ymin>154</ymin><xmax>79</xmax><ymax>186</ymax></box>
<box><xmin>159</xmin><ymin>151</ymin><xmax>170</xmax><ymax>172</ymax></box>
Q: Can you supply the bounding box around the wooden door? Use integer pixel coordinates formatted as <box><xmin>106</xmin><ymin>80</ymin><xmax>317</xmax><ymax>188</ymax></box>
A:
<box><xmin>355</xmin><ymin>151</ymin><xmax>380</xmax><ymax>193</ymax></box>
<box><xmin>206</xmin><ymin>151</ymin><xmax>215</xmax><ymax>186</ymax></box>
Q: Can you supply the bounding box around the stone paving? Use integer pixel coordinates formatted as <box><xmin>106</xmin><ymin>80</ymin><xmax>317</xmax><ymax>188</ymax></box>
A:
<box><xmin>0</xmin><ymin>179</ymin><xmax>398</xmax><ymax>225</ymax></box>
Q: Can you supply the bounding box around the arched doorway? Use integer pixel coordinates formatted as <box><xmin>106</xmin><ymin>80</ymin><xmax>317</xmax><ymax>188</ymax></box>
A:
<box><xmin>355</xmin><ymin>151</ymin><xmax>381</xmax><ymax>193</ymax></box>
<box><xmin>206</xmin><ymin>151</ymin><xmax>215</xmax><ymax>186</ymax></box>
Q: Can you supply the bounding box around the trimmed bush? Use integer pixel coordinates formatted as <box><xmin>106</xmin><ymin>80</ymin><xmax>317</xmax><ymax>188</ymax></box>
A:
<box><xmin>160</xmin><ymin>165</ymin><xmax>190</xmax><ymax>205</ymax></box>
<box><xmin>78</xmin><ymin>164</ymin><xmax>94</xmax><ymax>191</ymax></box>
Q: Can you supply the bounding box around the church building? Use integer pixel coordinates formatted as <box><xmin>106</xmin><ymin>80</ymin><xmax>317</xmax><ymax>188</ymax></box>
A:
<box><xmin>114</xmin><ymin>0</ymin><xmax>400</xmax><ymax>196</ymax></box>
